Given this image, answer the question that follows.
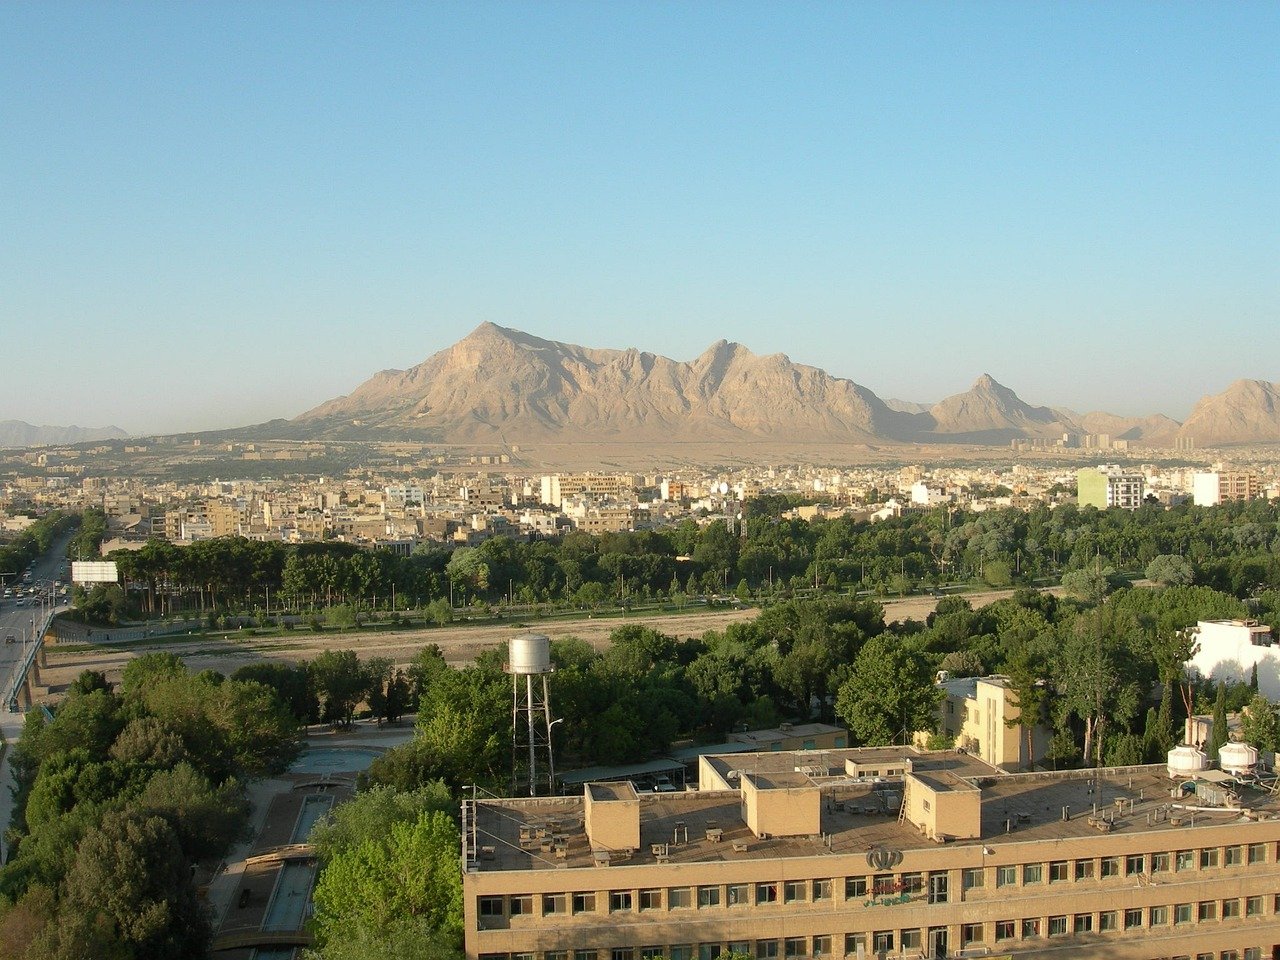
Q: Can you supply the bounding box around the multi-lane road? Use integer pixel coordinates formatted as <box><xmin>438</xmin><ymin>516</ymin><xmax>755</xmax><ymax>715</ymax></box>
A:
<box><xmin>0</xmin><ymin>533</ymin><xmax>75</xmax><ymax>707</ymax></box>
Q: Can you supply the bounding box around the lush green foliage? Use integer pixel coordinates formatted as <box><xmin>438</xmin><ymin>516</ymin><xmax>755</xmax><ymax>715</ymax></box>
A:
<box><xmin>307</xmin><ymin>789</ymin><xmax>463</xmax><ymax>960</ymax></box>
<box><xmin>0</xmin><ymin>659</ymin><xmax>301</xmax><ymax>958</ymax></box>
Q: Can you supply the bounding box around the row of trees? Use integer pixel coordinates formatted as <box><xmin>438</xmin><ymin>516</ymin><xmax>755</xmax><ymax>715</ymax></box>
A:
<box><xmin>343</xmin><ymin>580</ymin><xmax>1255</xmax><ymax>801</ymax></box>
<box><xmin>94</xmin><ymin>498</ymin><xmax>1280</xmax><ymax>623</ymax></box>
<box><xmin>0</xmin><ymin>655</ymin><xmax>301</xmax><ymax>959</ymax></box>
<box><xmin>0</xmin><ymin>512</ymin><xmax>80</xmax><ymax>583</ymax></box>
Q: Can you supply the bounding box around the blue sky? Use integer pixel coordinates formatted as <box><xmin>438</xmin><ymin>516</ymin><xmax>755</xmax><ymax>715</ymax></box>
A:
<box><xmin>2</xmin><ymin>2</ymin><xmax>1276</xmax><ymax>433</ymax></box>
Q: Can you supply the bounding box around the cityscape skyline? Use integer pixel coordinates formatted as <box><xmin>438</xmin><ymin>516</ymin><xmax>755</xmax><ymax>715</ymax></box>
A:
<box><xmin>3</xmin><ymin>3</ymin><xmax>1277</xmax><ymax>434</ymax></box>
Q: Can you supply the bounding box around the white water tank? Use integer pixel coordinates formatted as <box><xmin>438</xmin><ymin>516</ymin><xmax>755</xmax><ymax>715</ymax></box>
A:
<box><xmin>1167</xmin><ymin>744</ymin><xmax>1209</xmax><ymax>779</ymax></box>
<box><xmin>1219</xmin><ymin>741</ymin><xmax>1260</xmax><ymax>777</ymax></box>
<box><xmin>509</xmin><ymin>633</ymin><xmax>553</xmax><ymax>675</ymax></box>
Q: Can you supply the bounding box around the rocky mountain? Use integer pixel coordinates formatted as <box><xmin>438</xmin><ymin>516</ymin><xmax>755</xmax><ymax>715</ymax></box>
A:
<box><xmin>1176</xmin><ymin>380</ymin><xmax>1280</xmax><ymax>446</ymax></box>
<box><xmin>270</xmin><ymin>324</ymin><xmax>1277</xmax><ymax>449</ymax></box>
<box><xmin>0</xmin><ymin>421</ymin><xmax>128</xmax><ymax>449</ymax></box>
<box><xmin>294</xmin><ymin>323</ymin><xmax>915</xmax><ymax>443</ymax></box>
<box><xmin>909</xmin><ymin>374</ymin><xmax>1073</xmax><ymax>444</ymax></box>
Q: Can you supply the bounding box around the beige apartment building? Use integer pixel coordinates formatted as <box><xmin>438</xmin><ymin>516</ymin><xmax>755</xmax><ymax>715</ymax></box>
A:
<box><xmin>926</xmin><ymin>676</ymin><xmax>1050</xmax><ymax>770</ymax></box>
<box><xmin>464</xmin><ymin>745</ymin><xmax>1280</xmax><ymax>960</ymax></box>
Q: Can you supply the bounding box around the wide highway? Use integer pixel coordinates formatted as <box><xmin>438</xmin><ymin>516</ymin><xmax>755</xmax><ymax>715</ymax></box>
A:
<box><xmin>0</xmin><ymin>532</ymin><xmax>75</xmax><ymax>709</ymax></box>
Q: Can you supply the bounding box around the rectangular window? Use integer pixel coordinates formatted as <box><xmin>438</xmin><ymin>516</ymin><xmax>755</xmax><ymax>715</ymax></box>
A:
<box><xmin>1048</xmin><ymin>861</ymin><xmax>1068</xmax><ymax>883</ymax></box>
<box><xmin>961</xmin><ymin>924</ymin><xmax>983</xmax><ymax>945</ymax></box>
<box><xmin>478</xmin><ymin>896</ymin><xmax>504</xmax><ymax>917</ymax></box>
<box><xmin>756</xmin><ymin>941</ymin><xmax>778</xmax><ymax>960</ymax></box>
<box><xmin>812</xmin><ymin>879</ymin><xmax>831</xmax><ymax>901</ymax></box>
<box><xmin>728</xmin><ymin>944</ymin><xmax>749</xmax><ymax>958</ymax></box>
<box><xmin>756</xmin><ymin>882</ymin><xmax>778</xmax><ymax>905</ymax></box>
<box><xmin>611</xmin><ymin>951</ymin><xmax>633</xmax><ymax>960</ymax></box>
<box><xmin>547</xmin><ymin>953</ymin><xmax>568</xmax><ymax>960</ymax></box>
<box><xmin>641</xmin><ymin>948</ymin><xmax>664</xmax><ymax>960</ymax></box>
<box><xmin>698</xmin><ymin>885</ymin><xmax>721</xmax><ymax>908</ymax></box>
<box><xmin>1048</xmin><ymin>916</ymin><xmax>1067</xmax><ymax>937</ymax></box>
<box><xmin>1100</xmin><ymin>911</ymin><xmax>1118</xmax><ymax>932</ymax></box>
<box><xmin>871</xmin><ymin>874</ymin><xmax>893</xmax><ymax>895</ymax></box>
<box><xmin>995</xmin><ymin>865</ymin><xmax>1016</xmax><ymax>887</ymax></box>
<box><xmin>899</xmin><ymin>930</ymin><xmax>920</xmax><ymax>951</ymax></box>
<box><xmin>899</xmin><ymin>872</ymin><xmax>923</xmax><ymax>895</ymax></box>
<box><xmin>609</xmin><ymin>891</ymin><xmax>632</xmax><ymax>913</ymax></box>
<box><xmin>698</xmin><ymin>946</ymin><xmax>721</xmax><ymax>960</ymax></box>
<box><xmin>1151</xmin><ymin>852</ymin><xmax>1171</xmax><ymax>873</ymax></box>
<box><xmin>1246</xmin><ymin>895</ymin><xmax>1264</xmax><ymax>917</ymax></box>
<box><xmin>1198</xmin><ymin>901</ymin><xmax>1217</xmax><ymax>921</ymax></box>
<box><xmin>542</xmin><ymin>894</ymin><xmax>566</xmax><ymax>915</ymax></box>
<box><xmin>962</xmin><ymin>867</ymin><xmax>984</xmax><ymax>890</ymax></box>
<box><xmin>1074</xmin><ymin>914</ymin><xmax>1093</xmax><ymax>934</ymax></box>
<box><xmin>668</xmin><ymin>887</ymin><xmax>692</xmax><ymax>910</ymax></box>
<box><xmin>1150</xmin><ymin>905</ymin><xmax>1169</xmax><ymax>926</ymax></box>
<box><xmin>813</xmin><ymin>936</ymin><xmax>831</xmax><ymax>957</ymax></box>
<box><xmin>1222</xmin><ymin>898</ymin><xmax>1240</xmax><ymax>919</ymax></box>
<box><xmin>1022</xmin><ymin>918</ymin><xmax>1040</xmax><ymax>939</ymax></box>
<box><xmin>1124</xmin><ymin>908</ymin><xmax>1143</xmax><ymax>929</ymax></box>
<box><xmin>1248</xmin><ymin>842</ymin><xmax>1266</xmax><ymax>864</ymax></box>
<box><xmin>1200</xmin><ymin>848</ymin><xmax>1220</xmax><ymax>869</ymax></box>
<box><xmin>1023</xmin><ymin>863</ymin><xmax>1043</xmax><ymax>885</ymax></box>
<box><xmin>783</xmin><ymin>939</ymin><xmax>805</xmax><ymax>959</ymax></box>
<box><xmin>1221</xmin><ymin>952</ymin><xmax>1240</xmax><ymax>960</ymax></box>
<box><xmin>639</xmin><ymin>889</ymin><xmax>661</xmax><ymax>911</ymax></box>
<box><xmin>1100</xmin><ymin>856</ymin><xmax>1120</xmax><ymax>878</ymax></box>
<box><xmin>1246</xmin><ymin>949</ymin><xmax>1262</xmax><ymax>960</ymax></box>
<box><xmin>510</xmin><ymin>895</ymin><xmax>533</xmax><ymax>916</ymax></box>
<box><xmin>576</xmin><ymin>952</ymin><xmax>598</xmax><ymax>960</ymax></box>
<box><xmin>1225</xmin><ymin>845</ymin><xmax>1243</xmax><ymax>866</ymax></box>
<box><xmin>1126</xmin><ymin>853</ymin><xmax>1145</xmax><ymax>875</ymax></box>
<box><xmin>669</xmin><ymin>948</ymin><xmax>692</xmax><ymax>960</ymax></box>
<box><xmin>783</xmin><ymin>880</ymin><xmax>806</xmax><ymax>904</ymax></box>
<box><xmin>844</xmin><ymin>876</ymin><xmax>867</xmax><ymax>898</ymax></box>
<box><xmin>1074</xmin><ymin>859</ymin><xmax>1095</xmax><ymax>881</ymax></box>
<box><xmin>727</xmin><ymin>884</ymin><xmax>748</xmax><ymax>907</ymax></box>
<box><xmin>1175</xmin><ymin>903</ymin><xmax>1193</xmax><ymax>924</ymax></box>
<box><xmin>994</xmin><ymin>921</ymin><xmax>1015</xmax><ymax>941</ymax></box>
<box><xmin>843</xmin><ymin>935</ymin><xmax>865</xmax><ymax>955</ymax></box>
<box><xmin>872</xmin><ymin>932</ymin><xmax>894</xmax><ymax>952</ymax></box>
<box><xmin>1176</xmin><ymin>849</ymin><xmax>1195</xmax><ymax>871</ymax></box>
<box><xmin>573</xmin><ymin>892</ymin><xmax>596</xmax><ymax>914</ymax></box>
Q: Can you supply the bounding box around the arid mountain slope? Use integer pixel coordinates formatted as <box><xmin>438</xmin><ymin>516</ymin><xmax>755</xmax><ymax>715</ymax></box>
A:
<box><xmin>1177</xmin><ymin>380</ymin><xmax>1280</xmax><ymax>446</ymax></box>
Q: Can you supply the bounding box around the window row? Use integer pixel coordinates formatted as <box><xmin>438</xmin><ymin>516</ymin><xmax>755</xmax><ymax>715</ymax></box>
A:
<box><xmin>478</xmin><ymin>841</ymin><xmax>1273</xmax><ymax>920</ymax></box>
<box><xmin>481</xmin><ymin>942</ymin><xmax>1262</xmax><ymax>960</ymax></box>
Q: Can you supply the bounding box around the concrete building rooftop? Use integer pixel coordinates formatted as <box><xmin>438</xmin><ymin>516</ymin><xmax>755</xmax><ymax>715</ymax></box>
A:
<box><xmin>470</xmin><ymin>747</ymin><xmax>1280</xmax><ymax>875</ymax></box>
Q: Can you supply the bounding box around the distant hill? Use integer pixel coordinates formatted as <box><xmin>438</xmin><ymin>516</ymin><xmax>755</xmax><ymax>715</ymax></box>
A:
<box><xmin>0</xmin><ymin>421</ymin><xmax>128</xmax><ymax>449</ymax></box>
<box><xmin>1177</xmin><ymin>379</ymin><xmax>1280</xmax><ymax>446</ymax></box>
<box><xmin>220</xmin><ymin>323</ymin><xmax>1277</xmax><ymax>449</ymax></box>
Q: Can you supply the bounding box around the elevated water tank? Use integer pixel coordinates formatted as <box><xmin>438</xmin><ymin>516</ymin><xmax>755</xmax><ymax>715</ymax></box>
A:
<box><xmin>1167</xmin><ymin>743</ymin><xmax>1209</xmax><ymax>779</ymax></box>
<box><xmin>509</xmin><ymin>633</ymin><xmax>553</xmax><ymax>675</ymax></box>
<box><xmin>1219</xmin><ymin>741</ymin><xmax>1260</xmax><ymax>777</ymax></box>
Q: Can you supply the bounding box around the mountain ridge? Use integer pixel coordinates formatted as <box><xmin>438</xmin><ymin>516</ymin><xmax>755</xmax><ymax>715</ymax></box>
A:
<box><xmin>268</xmin><ymin>324</ymin><xmax>1276</xmax><ymax>448</ymax></box>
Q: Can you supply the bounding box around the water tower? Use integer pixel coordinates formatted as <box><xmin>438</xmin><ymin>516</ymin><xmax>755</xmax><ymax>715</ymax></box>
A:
<box><xmin>508</xmin><ymin>633</ymin><xmax>556</xmax><ymax>796</ymax></box>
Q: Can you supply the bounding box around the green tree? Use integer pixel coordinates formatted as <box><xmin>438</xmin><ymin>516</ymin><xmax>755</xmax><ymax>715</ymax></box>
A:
<box><xmin>1240</xmin><ymin>695</ymin><xmax>1280</xmax><ymax>752</ymax></box>
<box><xmin>61</xmin><ymin>807</ymin><xmax>208</xmax><ymax>960</ymax></box>
<box><xmin>311</xmin><ymin>650</ymin><xmax>371</xmax><ymax>728</ymax></box>
<box><xmin>834</xmin><ymin>636</ymin><xmax>938</xmax><ymax>746</ymax></box>
<box><xmin>1145</xmin><ymin>554</ymin><xmax>1195</xmax><ymax>586</ymax></box>
<box><xmin>1210</xmin><ymin>682</ymin><xmax>1230</xmax><ymax>759</ymax></box>
<box><xmin>311</xmin><ymin>811</ymin><xmax>463</xmax><ymax>949</ymax></box>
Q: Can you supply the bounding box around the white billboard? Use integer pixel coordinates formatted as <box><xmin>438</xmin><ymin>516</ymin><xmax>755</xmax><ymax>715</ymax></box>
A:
<box><xmin>72</xmin><ymin>561</ymin><xmax>119</xmax><ymax>584</ymax></box>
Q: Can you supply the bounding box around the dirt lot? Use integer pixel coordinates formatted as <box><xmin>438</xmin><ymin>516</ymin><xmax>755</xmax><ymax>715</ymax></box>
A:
<box><xmin>42</xmin><ymin>586</ymin><xmax>1064</xmax><ymax>694</ymax></box>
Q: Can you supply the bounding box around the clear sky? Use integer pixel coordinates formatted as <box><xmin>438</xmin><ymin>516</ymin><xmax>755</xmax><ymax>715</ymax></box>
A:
<box><xmin>2</xmin><ymin>2</ymin><xmax>1276</xmax><ymax>434</ymax></box>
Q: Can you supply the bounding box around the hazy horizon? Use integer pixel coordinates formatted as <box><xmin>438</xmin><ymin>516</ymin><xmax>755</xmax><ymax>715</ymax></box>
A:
<box><xmin>3</xmin><ymin>4</ymin><xmax>1276</xmax><ymax>434</ymax></box>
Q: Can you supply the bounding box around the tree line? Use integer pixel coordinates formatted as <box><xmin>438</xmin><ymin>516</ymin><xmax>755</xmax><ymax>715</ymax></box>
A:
<box><xmin>86</xmin><ymin>497</ymin><xmax>1280</xmax><ymax>624</ymax></box>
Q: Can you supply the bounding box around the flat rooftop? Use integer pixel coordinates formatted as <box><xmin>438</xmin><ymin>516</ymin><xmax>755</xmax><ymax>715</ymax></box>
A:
<box><xmin>470</xmin><ymin>749</ymin><xmax>1280</xmax><ymax>874</ymax></box>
